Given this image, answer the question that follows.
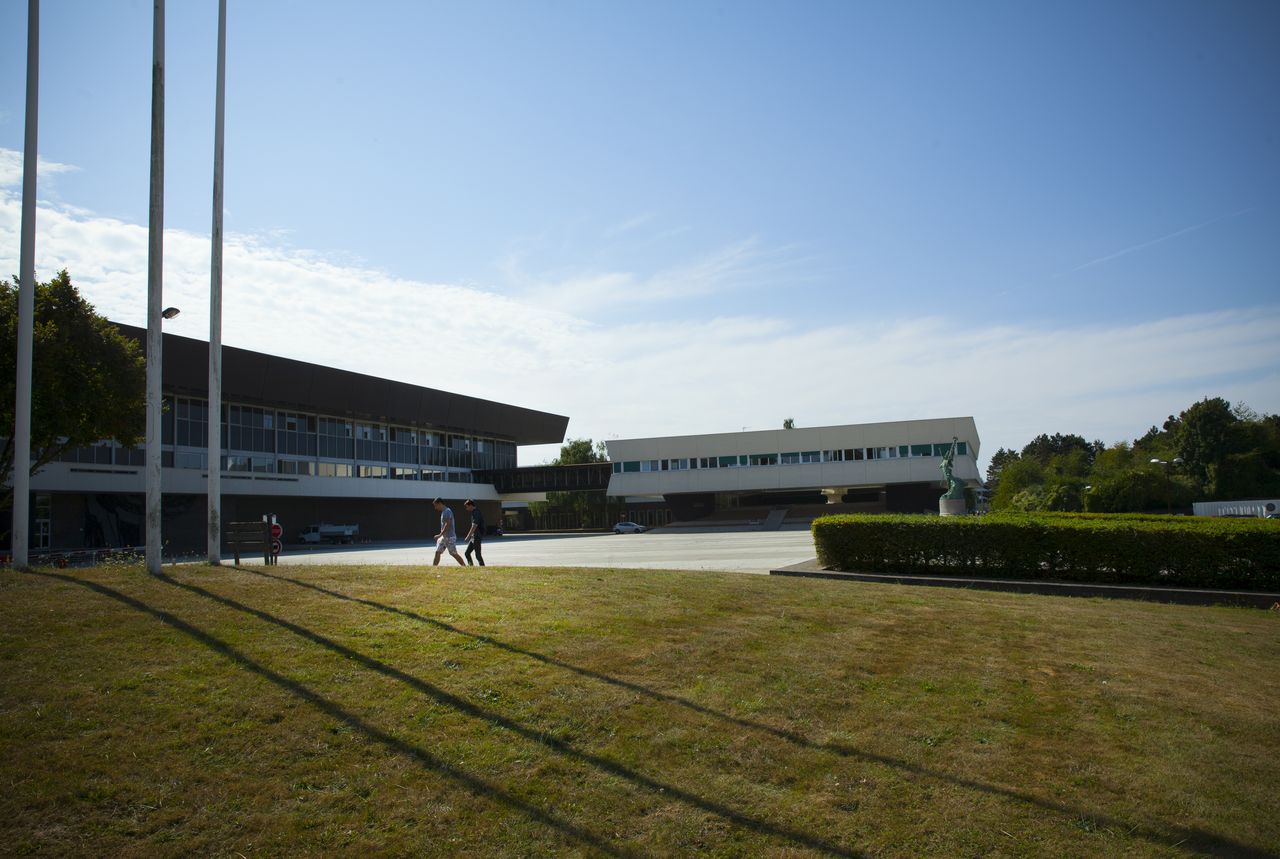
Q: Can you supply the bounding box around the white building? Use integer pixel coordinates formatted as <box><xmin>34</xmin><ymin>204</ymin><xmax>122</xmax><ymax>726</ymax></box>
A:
<box><xmin>605</xmin><ymin>417</ymin><xmax>981</xmax><ymax>520</ymax></box>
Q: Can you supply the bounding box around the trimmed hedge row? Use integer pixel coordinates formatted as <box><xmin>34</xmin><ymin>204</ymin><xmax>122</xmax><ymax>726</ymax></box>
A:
<box><xmin>812</xmin><ymin>513</ymin><xmax>1280</xmax><ymax>591</ymax></box>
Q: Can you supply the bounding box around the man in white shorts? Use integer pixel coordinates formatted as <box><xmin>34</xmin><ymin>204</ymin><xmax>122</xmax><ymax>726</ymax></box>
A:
<box><xmin>432</xmin><ymin>497</ymin><xmax>466</xmax><ymax>566</ymax></box>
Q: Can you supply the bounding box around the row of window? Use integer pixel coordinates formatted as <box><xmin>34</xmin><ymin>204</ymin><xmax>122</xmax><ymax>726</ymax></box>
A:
<box><xmin>161</xmin><ymin>396</ymin><xmax>518</xmax><ymax>469</ymax></box>
<box><xmin>201</xmin><ymin>450</ymin><xmax>481</xmax><ymax>481</ymax></box>
<box><xmin>613</xmin><ymin>441</ymin><xmax>968</xmax><ymax>474</ymax></box>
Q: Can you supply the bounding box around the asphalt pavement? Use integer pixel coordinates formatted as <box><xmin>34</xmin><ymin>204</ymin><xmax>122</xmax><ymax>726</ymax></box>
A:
<box><xmin>272</xmin><ymin>528</ymin><xmax>818</xmax><ymax>574</ymax></box>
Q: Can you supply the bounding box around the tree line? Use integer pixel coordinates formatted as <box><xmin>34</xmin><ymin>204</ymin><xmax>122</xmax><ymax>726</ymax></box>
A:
<box><xmin>986</xmin><ymin>398</ymin><xmax>1280</xmax><ymax>512</ymax></box>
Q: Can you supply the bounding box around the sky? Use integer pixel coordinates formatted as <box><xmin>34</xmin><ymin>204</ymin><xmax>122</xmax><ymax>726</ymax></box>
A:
<box><xmin>1</xmin><ymin>0</ymin><xmax>1278</xmax><ymax>470</ymax></box>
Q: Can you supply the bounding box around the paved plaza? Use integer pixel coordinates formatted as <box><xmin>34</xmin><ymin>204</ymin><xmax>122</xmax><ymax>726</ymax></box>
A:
<box><xmin>272</xmin><ymin>528</ymin><xmax>818</xmax><ymax>574</ymax></box>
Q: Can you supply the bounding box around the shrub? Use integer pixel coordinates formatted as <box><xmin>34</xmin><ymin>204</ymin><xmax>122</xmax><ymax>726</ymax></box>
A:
<box><xmin>811</xmin><ymin>513</ymin><xmax>1280</xmax><ymax>591</ymax></box>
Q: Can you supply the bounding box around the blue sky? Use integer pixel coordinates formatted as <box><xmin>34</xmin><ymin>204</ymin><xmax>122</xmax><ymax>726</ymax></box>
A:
<box><xmin>2</xmin><ymin>1</ymin><xmax>1278</xmax><ymax>466</ymax></box>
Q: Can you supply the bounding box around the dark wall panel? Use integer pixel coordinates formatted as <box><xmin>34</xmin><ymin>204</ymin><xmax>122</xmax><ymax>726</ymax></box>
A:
<box><xmin>120</xmin><ymin>324</ymin><xmax>568</xmax><ymax>444</ymax></box>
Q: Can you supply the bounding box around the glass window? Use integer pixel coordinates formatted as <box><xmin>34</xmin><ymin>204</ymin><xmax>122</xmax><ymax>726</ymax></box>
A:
<box><xmin>318</xmin><ymin>418</ymin><xmax>354</xmax><ymax>459</ymax></box>
<box><xmin>899</xmin><ymin>445</ymin><xmax>911</xmax><ymax>458</ymax></box>
<box><xmin>749</xmin><ymin>453</ymin><xmax>777</xmax><ymax>466</ymax></box>
<box><xmin>612</xmin><ymin>462</ymin><xmax>621</xmax><ymax>474</ymax></box>
<box><xmin>718</xmin><ymin>455</ymin><xmax>738</xmax><ymax>468</ymax></box>
<box><xmin>278</xmin><ymin>459</ymin><xmax>315</xmax><ymax>476</ymax></box>
<box><xmin>358</xmin><ymin>464</ymin><xmax>388</xmax><ymax>478</ymax></box>
<box><xmin>277</xmin><ymin>412</ymin><xmax>317</xmax><ymax>457</ymax></box>
<box><xmin>622</xmin><ymin>461</ymin><xmax>640</xmax><ymax>473</ymax></box>
<box><xmin>801</xmin><ymin>450</ymin><xmax>822</xmax><ymax>463</ymax></box>
<box><xmin>956</xmin><ymin>441</ymin><xmax>968</xmax><ymax>455</ymax></box>
<box><xmin>175</xmin><ymin>450</ymin><xmax>206</xmax><ymax>470</ymax></box>
<box><xmin>781</xmin><ymin>451</ymin><xmax>800</xmax><ymax>465</ymax></box>
<box><xmin>911</xmin><ymin>444</ymin><xmax>934</xmax><ymax>457</ymax></box>
<box><xmin>174</xmin><ymin>397</ymin><xmax>209</xmax><ymax>449</ymax></box>
<box><xmin>317</xmin><ymin>461</ymin><xmax>353</xmax><ymax>478</ymax></box>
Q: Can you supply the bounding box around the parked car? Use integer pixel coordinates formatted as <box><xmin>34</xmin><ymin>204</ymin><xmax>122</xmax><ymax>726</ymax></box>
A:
<box><xmin>613</xmin><ymin>521</ymin><xmax>647</xmax><ymax>534</ymax></box>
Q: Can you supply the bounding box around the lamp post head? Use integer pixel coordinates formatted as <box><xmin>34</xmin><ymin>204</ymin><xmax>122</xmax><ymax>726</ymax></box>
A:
<box><xmin>1149</xmin><ymin>458</ymin><xmax>1163</xmax><ymax>464</ymax></box>
<box><xmin>1172</xmin><ymin>457</ymin><xmax>1184</xmax><ymax>465</ymax></box>
<box><xmin>161</xmin><ymin>307</ymin><xmax>181</xmax><ymax>320</ymax></box>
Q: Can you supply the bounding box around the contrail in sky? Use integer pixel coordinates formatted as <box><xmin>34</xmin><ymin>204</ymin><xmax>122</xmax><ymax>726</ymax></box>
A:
<box><xmin>1062</xmin><ymin>206</ymin><xmax>1255</xmax><ymax>275</ymax></box>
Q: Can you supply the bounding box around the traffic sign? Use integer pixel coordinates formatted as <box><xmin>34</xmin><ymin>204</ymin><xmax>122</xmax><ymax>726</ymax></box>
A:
<box><xmin>271</xmin><ymin>538</ymin><xmax>283</xmax><ymax>555</ymax></box>
<box><xmin>270</xmin><ymin>523</ymin><xmax>283</xmax><ymax>539</ymax></box>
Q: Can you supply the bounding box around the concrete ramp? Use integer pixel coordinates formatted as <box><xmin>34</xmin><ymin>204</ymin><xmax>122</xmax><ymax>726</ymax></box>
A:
<box><xmin>762</xmin><ymin>507</ymin><xmax>788</xmax><ymax>531</ymax></box>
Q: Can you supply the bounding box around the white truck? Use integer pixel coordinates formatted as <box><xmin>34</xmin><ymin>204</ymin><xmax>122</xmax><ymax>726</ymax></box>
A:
<box><xmin>298</xmin><ymin>523</ymin><xmax>360</xmax><ymax>544</ymax></box>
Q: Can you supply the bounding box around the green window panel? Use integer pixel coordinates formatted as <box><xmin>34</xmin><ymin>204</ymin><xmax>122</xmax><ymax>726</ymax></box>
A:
<box><xmin>622</xmin><ymin>461</ymin><xmax>640</xmax><ymax>473</ymax></box>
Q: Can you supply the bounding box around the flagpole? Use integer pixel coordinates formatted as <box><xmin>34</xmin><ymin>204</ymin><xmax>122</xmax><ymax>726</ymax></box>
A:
<box><xmin>13</xmin><ymin>0</ymin><xmax>40</xmax><ymax>568</ymax></box>
<box><xmin>208</xmin><ymin>0</ymin><xmax>227</xmax><ymax>565</ymax></box>
<box><xmin>145</xmin><ymin>0</ymin><xmax>165</xmax><ymax>575</ymax></box>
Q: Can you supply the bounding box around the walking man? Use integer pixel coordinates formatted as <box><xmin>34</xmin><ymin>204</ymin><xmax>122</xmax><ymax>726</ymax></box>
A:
<box><xmin>463</xmin><ymin>499</ymin><xmax>486</xmax><ymax>566</ymax></box>
<box><xmin>432</xmin><ymin>497</ymin><xmax>466</xmax><ymax>566</ymax></box>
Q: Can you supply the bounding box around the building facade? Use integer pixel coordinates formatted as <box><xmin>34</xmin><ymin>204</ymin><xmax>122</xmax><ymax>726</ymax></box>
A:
<box><xmin>20</xmin><ymin>325</ymin><xmax>568</xmax><ymax>554</ymax></box>
<box><xmin>605</xmin><ymin>417</ymin><xmax>981</xmax><ymax>520</ymax></box>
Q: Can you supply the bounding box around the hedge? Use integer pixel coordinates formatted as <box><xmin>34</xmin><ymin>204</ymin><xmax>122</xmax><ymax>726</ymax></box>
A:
<box><xmin>811</xmin><ymin>513</ymin><xmax>1280</xmax><ymax>591</ymax></box>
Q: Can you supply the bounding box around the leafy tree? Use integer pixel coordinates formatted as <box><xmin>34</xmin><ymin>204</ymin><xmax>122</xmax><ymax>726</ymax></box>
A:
<box><xmin>782</xmin><ymin>417</ymin><xmax>795</xmax><ymax>429</ymax></box>
<box><xmin>552</xmin><ymin>438</ymin><xmax>607</xmax><ymax>465</ymax></box>
<box><xmin>1085</xmin><ymin>469</ymin><xmax>1195</xmax><ymax>513</ymax></box>
<box><xmin>1020</xmin><ymin>433</ymin><xmax>1101</xmax><ymax>466</ymax></box>
<box><xmin>985</xmin><ymin>447</ymin><xmax>1019</xmax><ymax>491</ymax></box>
<box><xmin>989</xmin><ymin>457</ymin><xmax>1044</xmax><ymax>511</ymax></box>
<box><xmin>1176</xmin><ymin>397</ymin><xmax>1238</xmax><ymax>494</ymax></box>
<box><xmin>1133</xmin><ymin>414</ymin><xmax>1181</xmax><ymax>459</ymax></box>
<box><xmin>0</xmin><ymin>270</ymin><xmax>145</xmax><ymax>509</ymax></box>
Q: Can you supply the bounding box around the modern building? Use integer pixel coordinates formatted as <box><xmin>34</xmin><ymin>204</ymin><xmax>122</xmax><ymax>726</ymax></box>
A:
<box><xmin>605</xmin><ymin>418</ymin><xmax>981</xmax><ymax>521</ymax></box>
<box><xmin>20</xmin><ymin>324</ymin><xmax>568</xmax><ymax>554</ymax></box>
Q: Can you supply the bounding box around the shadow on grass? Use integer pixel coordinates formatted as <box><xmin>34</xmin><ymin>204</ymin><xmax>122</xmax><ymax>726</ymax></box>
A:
<box><xmin>243</xmin><ymin>566</ymin><xmax>1276</xmax><ymax>859</ymax></box>
<box><xmin>161</xmin><ymin>570</ymin><xmax>864</xmax><ymax>857</ymax></box>
<box><xmin>24</xmin><ymin>570</ymin><xmax>633</xmax><ymax>858</ymax></box>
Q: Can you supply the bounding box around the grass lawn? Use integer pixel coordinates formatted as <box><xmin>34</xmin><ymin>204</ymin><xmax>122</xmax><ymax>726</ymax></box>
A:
<box><xmin>1</xmin><ymin>563</ymin><xmax>1277</xmax><ymax>858</ymax></box>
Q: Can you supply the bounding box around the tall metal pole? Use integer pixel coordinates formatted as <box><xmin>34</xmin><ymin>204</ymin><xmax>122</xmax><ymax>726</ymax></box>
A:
<box><xmin>12</xmin><ymin>0</ymin><xmax>39</xmax><ymax>569</ymax></box>
<box><xmin>145</xmin><ymin>0</ymin><xmax>165</xmax><ymax>575</ymax></box>
<box><xmin>207</xmin><ymin>0</ymin><xmax>226</xmax><ymax>565</ymax></box>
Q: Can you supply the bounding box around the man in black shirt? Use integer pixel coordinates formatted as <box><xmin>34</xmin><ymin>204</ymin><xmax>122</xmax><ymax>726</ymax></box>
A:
<box><xmin>463</xmin><ymin>499</ymin><xmax>486</xmax><ymax>566</ymax></box>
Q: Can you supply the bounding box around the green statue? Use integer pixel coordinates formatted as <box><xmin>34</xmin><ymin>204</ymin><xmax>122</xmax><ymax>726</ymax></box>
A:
<box><xmin>940</xmin><ymin>436</ymin><xmax>965</xmax><ymax>501</ymax></box>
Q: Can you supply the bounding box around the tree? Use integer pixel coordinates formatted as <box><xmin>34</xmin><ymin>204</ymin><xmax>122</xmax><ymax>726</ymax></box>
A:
<box><xmin>552</xmin><ymin>438</ymin><xmax>607</xmax><ymax>465</ymax></box>
<box><xmin>984</xmin><ymin>447</ymin><xmax>1020</xmax><ymax>493</ymax></box>
<box><xmin>1020</xmin><ymin>433</ymin><xmax>1101</xmax><ymax>466</ymax></box>
<box><xmin>989</xmin><ymin>457</ymin><xmax>1044</xmax><ymax>511</ymax></box>
<box><xmin>0</xmin><ymin>270</ymin><xmax>145</xmax><ymax>508</ymax></box>
<box><xmin>1176</xmin><ymin>396</ymin><xmax>1238</xmax><ymax>493</ymax></box>
<box><xmin>782</xmin><ymin>417</ymin><xmax>795</xmax><ymax>429</ymax></box>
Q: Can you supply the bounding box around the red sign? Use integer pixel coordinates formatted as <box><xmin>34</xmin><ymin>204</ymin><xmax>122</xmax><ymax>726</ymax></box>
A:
<box><xmin>271</xmin><ymin>538</ymin><xmax>283</xmax><ymax>555</ymax></box>
<box><xmin>270</xmin><ymin>523</ymin><xmax>283</xmax><ymax>539</ymax></box>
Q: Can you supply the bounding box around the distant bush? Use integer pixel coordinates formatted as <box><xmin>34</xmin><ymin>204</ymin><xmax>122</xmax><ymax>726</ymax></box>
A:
<box><xmin>811</xmin><ymin>513</ymin><xmax>1280</xmax><ymax>591</ymax></box>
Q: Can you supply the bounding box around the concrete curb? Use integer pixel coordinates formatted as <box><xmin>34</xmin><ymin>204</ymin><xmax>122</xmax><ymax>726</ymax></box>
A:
<box><xmin>769</xmin><ymin>560</ymin><xmax>1280</xmax><ymax>609</ymax></box>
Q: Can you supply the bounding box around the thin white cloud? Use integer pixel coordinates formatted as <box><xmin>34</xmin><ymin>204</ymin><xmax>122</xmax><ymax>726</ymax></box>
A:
<box><xmin>519</xmin><ymin>236</ymin><xmax>812</xmax><ymax>313</ymax></box>
<box><xmin>601</xmin><ymin>212</ymin><xmax>655</xmax><ymax>239</ymax></box>
<box><xmin>1061</xmin><ymin>207</ymin><xmax>1255</xmax><ymax>275</ymax></box>
<box><xmin>0</xmin><ymin>149</ymin><xmax>80</xmax><ymax>187</ymax></box>
<box><xmin>2</xmin><ymin>156</ymin><xmax>1277</xmax><ymax>472</ymax></box>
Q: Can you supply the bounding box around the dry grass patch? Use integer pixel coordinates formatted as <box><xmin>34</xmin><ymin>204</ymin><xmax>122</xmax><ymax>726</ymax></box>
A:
<box><xmin>1</xmin><ymin>563</ymin><xmax>1277</xmax><ymax>857</ymax></box>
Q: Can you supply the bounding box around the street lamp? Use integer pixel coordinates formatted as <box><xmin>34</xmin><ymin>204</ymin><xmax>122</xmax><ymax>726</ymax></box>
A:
<box><xmin>1149</xmin><ymin>457</ymin><xmax>1184</xmax><ymax>515</ymax></box>
<box><xmin>162</xmin><ymin>306</ymin><xmax>180</xmax><ymax>319</ymax></box>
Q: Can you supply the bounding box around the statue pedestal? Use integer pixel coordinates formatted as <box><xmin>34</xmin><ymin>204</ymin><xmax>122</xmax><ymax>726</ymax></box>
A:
<box><xmin>939</xmin><ymin>498</ymin><xmax>966</xmax><ymax>517</ymax></box>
